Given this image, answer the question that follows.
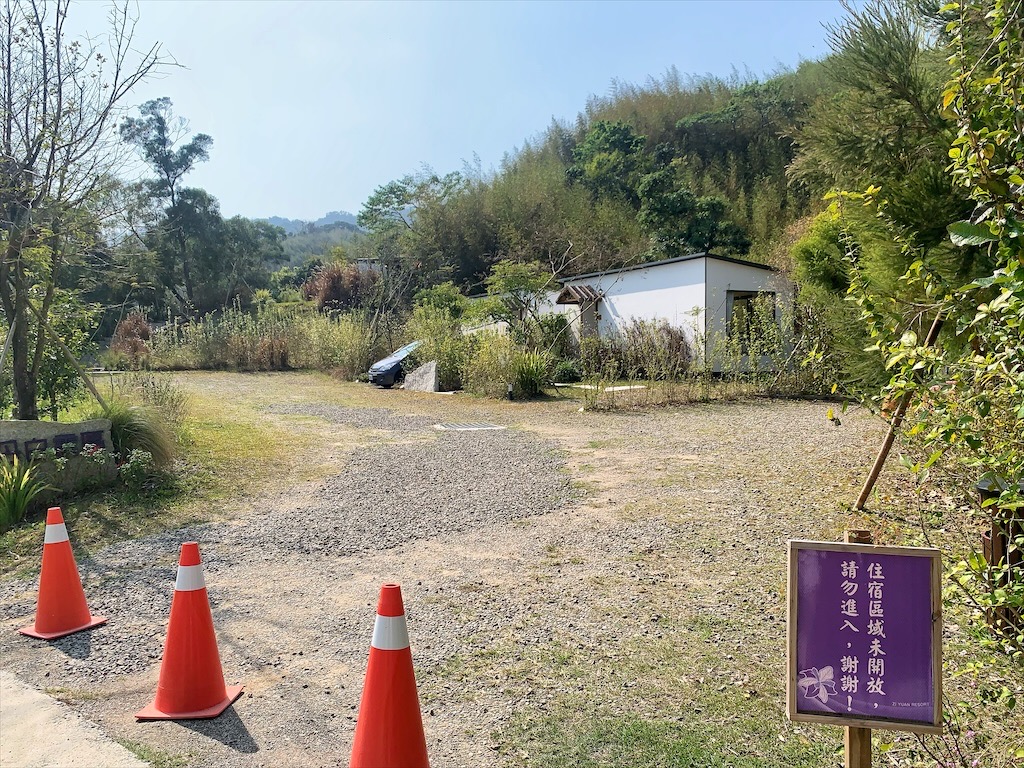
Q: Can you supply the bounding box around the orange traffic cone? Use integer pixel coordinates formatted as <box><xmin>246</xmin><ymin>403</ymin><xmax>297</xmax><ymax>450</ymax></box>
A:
<box><xmin>136</xmin><ymin>542</ymin><xmax>243</xmax><ymax>720</ymax></box>
<box><xmin>350</xmin><ymin>583</ymin><xmax>430</xmax><ymax>768</ymax></box>
<box><xmin>19</xmin><ymin>507</ymin><xmax>107</xmax><ymax>640</ymax></box>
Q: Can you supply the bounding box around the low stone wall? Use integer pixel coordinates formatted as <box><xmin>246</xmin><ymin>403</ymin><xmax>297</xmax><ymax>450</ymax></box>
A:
<box><xmin>0</xmin><ymin>419</ymin><xmax>114</xmax><ymax>461</ymax></box>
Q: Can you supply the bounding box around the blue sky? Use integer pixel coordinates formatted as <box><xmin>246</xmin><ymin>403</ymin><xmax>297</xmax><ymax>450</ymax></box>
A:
<box><xmin>72</xmin><ymin>0</ymin><xmax>850</xmax><ymax>221</ymax></box>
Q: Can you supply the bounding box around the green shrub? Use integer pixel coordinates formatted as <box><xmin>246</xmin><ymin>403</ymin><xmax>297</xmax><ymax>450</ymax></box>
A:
<box><xmin>535</xmin><ymin>313</ymin><xmax>576</xmax><ymax>359</ymax></box>
<box><xmin>413</xmin><ymin>281</ymin><xmax>467</xmax><ymax>319</ymax></box>
<box><xmin>288</xmin><ymin>312</ymin><xmax>382</xmax><ymax>379</ymax></box>
<box><xmin>465</xmin><ymin>332</ymin><xmax>550</xmax><ymax>399</ymax></box>
<box><xmin>1</xmin><ymin>456</ymin><xmax>53</xmax><ymax>532</ymax></box>
<box><xmin>551</xmin><ymin>358</ymin><xmax>582</xmax><ymax>383</ymax></box>
<box><xmin>253</xmin><ymin>289</ymin><xmax>274</xmax><ymax>310</ymax></box>
<box><xmin>95</xmin><ymin>400</ymin><xmax>176</xmax><ymax>468</ymax></box>
<box><xmin>465</xmin><ymin>332</ymin><xmax>517</xmax><ymax>398</ymax></box>
<box><xmin>404</xmin><ymin>304</ymin><xmax>469</xmax><ymax>390</ymax></box>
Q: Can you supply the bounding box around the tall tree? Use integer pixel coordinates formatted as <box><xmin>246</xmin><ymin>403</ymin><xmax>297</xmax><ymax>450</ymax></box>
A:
<box><xmin>120</xmin><ymin>97</ymin><xmax>212</xmax><ymax>308</ymax></box>
<box><xmin>788</xmin><ymin>0</ymin><xmax>983</xmax><ymax>392</ymax></box>
<box><xmin>1</xmin><ymin>0</ymin><xmax>166</xmax><ymax>419</ymax></box>
<box><xmin>566</xmin><ymin>121</ymin><xmax>647</xmax><ymax>207</ymax></box>
<box><xmin>211</xmin><ymin>216</ymin><xmax>286</xmax><ymax>308</ymax></box>
<box><xmin>637</xmin><ymin>166</ymin><xmax>748</xmax><ymax>254</ymax></box>
<box><xmin>357</xmin><ymin>169</ymin><xmax>465</xmax><ymax>293</ymax></box>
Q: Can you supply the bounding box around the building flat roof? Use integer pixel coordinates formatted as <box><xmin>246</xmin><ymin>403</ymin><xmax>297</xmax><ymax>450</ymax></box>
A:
<box><xmin>561</xmin><ymin>252</ymin><xmax>774</xmax><ymax>283</ymax></box>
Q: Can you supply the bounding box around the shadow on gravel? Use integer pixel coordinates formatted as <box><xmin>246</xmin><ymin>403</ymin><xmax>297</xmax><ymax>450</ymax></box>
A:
<box><xmin>179</xmin><ymin>707</ymin><xmax>258</xmax><ymax>753</ymax></box>
<box><xmin>52</xmin><ymin>628</ymin><xmax>94</xmax><ymax>660</ymax></box>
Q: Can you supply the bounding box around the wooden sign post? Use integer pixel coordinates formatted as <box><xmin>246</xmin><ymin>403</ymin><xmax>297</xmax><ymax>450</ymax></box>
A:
<box><xmin>844</xmin><ymin>529</ymin><xmax>875</xmax><ymax>768</ymax></box>
<box><xmin>787</xmin><ymin>532</ymin><xmax>942</xmax><ymax>768</ymax></box>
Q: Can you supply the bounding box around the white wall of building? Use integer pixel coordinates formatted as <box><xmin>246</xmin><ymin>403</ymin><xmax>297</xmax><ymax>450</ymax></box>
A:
<box><xmin>537</xmin><ymin>290</ymin><xmax>575</xmax><ymax>318</ymax></box>
<box><xmin>558</xmin><ymin>255</ymin><xmax>791</xmax><ymax>371</ymax></box>
<box><xmin>563</xmin><ymin>258</ymin><xmax>707</xmax><ymax>342</ymax></box>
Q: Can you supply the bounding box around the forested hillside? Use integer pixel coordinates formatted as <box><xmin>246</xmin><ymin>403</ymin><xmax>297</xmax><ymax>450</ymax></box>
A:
<box><xmin>262</xmin><ymin>211</ymin><xmax>363</xmax><ymax>265</ymax></box>
<box><xmin>278</xmin><ymin>219</ymin><xmax>363</xmax><ymax>264</ymax></box>
<box><xmin>344</xmin><ymin>0</ymin><xmax>1000</xmax><ymax>395</ymax></box>
<box><xmin>349</xmin><ymin>62</ymin><xmax>831</xmax><ymax>294</ymax></box>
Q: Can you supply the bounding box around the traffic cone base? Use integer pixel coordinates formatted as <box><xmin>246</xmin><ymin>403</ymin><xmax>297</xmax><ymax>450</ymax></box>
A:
<box><xmin>18</xmin><ymin>614</ymin><xmax>107</xmax><ymax>641</ymax></box>
<box><xmin>135</xmin><ymin>684</ymin><xmax>243</xmax><ymax>721</ymax></box>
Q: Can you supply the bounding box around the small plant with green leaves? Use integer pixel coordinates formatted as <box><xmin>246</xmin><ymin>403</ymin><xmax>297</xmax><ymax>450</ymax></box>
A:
<box><xmin>1</xmin><ymin>455</ymin><xmax>54</xmax><ymax>532</ymax></box>
<box><xmin>119</xmin><ymin>449</ymin><xmax>158</xmax><ymax>493</ymax></box>
<box><xmin>551</xmin><ymin>359</ymin><xmax>582</xmax><ymax>384</ymax></box>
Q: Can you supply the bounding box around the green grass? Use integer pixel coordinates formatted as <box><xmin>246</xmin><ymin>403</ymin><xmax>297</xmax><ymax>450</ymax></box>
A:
<box><xmin>0</xmin><ymin>382</ymin><xmax>306</xmax><ymax>575</ymax></box>
<box><xmin>485</xmin><ymin>630</ymin><xmax>837</xmax><ymax>768</ymax></box>
<box><xmin>114</xmin><ymin>739</ymin><xmax>189</xmax><ymax>768</ymax></box>
<box><xmin>428</xmin><ymin>604</ymin><xmax>836</xmax><ymax>768</ymax></box>
<box><xmin>500</xmin><ymin>712</ymin><xmax>835</xmax><ymax>768</ymax></box>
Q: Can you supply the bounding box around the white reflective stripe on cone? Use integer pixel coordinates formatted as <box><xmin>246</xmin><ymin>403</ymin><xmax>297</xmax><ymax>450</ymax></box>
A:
<box><xmin>175</xmin><ymin>564</ymin><xmax>206</xmax><ymax>592</ymax></box>
<box><xmin>43</xmin><ymin>523</ymin><xmax>69</xmax><ymax>544</ymax></box>
<box><xmin>371</xmin><ymin>614</ymin><xmax>410</xmax><ymax>651</ymax></box>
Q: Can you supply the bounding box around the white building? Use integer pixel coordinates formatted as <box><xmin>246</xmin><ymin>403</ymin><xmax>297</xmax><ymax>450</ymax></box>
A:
<box><xmin>553</xmin><ymin>252</ymin><xmax>792</xmax><ymax>370</ymax></box>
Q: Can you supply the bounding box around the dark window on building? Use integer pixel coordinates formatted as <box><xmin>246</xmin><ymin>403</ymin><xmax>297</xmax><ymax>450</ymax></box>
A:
<box><xmin>727</xmin><ymin>290</ymin><xmax>777</xmax><ymax>353</ymax></box>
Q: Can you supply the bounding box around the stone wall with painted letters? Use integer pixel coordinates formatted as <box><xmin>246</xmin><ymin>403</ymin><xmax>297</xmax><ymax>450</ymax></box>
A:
<box><xmin>0</xmin><ymin>419</ymin><xmax>113</xmax><ymax>460</ymax></box>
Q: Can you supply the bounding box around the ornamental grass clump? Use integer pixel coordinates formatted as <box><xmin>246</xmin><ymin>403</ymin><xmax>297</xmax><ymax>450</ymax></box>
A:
<box><xmin>97</xmin><ymin>400</ymin><xmax>176</xmax><ymax>468</ymax></box>
<box><xmin>513</xmin><ymin>351</ymin><xmax>551</xmax><ymax>398</ymax></box>
<box><xmin>115</xmin><ymin>371</ymin><xmax>190</xmax><ymax>437</ymax></box>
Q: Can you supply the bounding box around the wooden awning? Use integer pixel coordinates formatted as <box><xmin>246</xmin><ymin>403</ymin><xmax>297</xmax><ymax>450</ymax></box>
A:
<box><xmin>556</xmin><ymin>284</ymin><xmax>601</xmax><ymax>304</ymax></box>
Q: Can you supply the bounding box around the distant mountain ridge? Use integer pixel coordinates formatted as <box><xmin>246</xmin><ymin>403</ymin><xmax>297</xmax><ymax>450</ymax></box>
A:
<box><xmin>262</xmin><ymin>210</ymin><xmax>361</xmax><ymax>235</ymax></box>
<box><xmin>260</xmin><ymin>210</ymin><xmax>363</xmax><ymax>263</ymax></box>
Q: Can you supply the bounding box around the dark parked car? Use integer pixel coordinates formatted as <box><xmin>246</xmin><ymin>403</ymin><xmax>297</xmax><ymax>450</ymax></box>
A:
<box><xmin>368</xmin><ymin>341</ymin><xmax>422</xmax><ymax>388</ymax></box>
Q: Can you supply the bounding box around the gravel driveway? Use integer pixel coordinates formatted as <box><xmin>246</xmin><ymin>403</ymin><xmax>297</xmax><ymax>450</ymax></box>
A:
<box><xmin>0</xmin><ymin>376</ymin><xmax>886</xmax><ymax>768</ymax></box>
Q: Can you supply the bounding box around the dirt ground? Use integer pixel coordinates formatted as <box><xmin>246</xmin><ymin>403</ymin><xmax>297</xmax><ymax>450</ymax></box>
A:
<box><xmin>0</xmin><ymin>373</ymin><xmax>890</xmax><ymax>768</ymax></box>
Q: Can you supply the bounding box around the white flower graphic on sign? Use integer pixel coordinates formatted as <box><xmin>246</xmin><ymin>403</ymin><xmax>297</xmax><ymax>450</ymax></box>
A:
<box><xmin>798</xmin><ymin>666</ymin><xmax>837</xmax><ymax>704</ymax></box>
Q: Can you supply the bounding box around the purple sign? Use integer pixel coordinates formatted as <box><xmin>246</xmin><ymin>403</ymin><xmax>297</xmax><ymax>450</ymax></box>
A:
<box><xmin>788</xmin><ymin>541</ymin><xmax>941</xmax><ymax>733</ymax></box>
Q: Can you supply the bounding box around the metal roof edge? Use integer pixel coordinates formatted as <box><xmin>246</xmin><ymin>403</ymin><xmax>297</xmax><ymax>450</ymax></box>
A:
<box><xmin>560</xmin><ymin>252</ymin><xmax>775</xmax><ymax>283</ymax></box>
